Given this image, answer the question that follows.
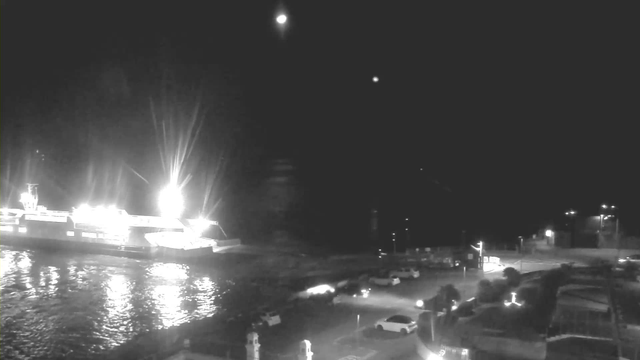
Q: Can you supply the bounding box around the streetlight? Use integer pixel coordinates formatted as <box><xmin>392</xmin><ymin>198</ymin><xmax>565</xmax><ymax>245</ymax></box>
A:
<box><xmin>372</xmin><ymin>76</ymin><xmax>379</xmax><ymax>83</ymax></box>
<box><xmin>518</xmin><ymin>236</ymin><xmax>524</xmax><ymax>271</ymax></box>
<box><xmin>276</xmin><ymin>13</ymin><xmax>287</xmax><ymax>25</ymax></box>
<box><xmin>599</xmin><ymin>203</ymin><xmax>615</xmax><ymax>232</ymax></box>
<box><xmin>545</xmin><ymin>229</ymin><xmax>555</xmax><ymax>246</ymax></box>
<box><xmin>471</xmin><ymin>241</ymin><xmax>483</xmax><ymax>270</ymax></box>
<box><xmin>405</xmin><ymin>218</ymin><xmax>410</xmax><ymax>249</ymax></box>
<box><xmin>565</xmin><ymin>210</ymin><xmax>577</xmax><ymax>248</ymax></box>
<box><xmin>274</xmin><ymin>10</ymin><xmax>289</xmax><ymax>39</ymax></box>
<box><xmin>392</xmin><ymin>232</ymin><xmax>397</xmax><ymax>255</ymax></box>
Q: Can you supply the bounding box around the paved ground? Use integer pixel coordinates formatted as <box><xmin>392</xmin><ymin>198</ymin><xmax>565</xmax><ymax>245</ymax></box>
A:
<box><xmin>255</xmin><ymin>269</ymin><xmax>506</xmax><ymax>360</ymax></box>
<box><xmin>109</xmin><ymin>252</ymin><xmax>571</xmax><ymax>360</ymax></box>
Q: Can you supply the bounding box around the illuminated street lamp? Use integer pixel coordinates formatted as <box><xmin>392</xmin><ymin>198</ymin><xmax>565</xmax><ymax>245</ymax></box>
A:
<box><xmin>545</xmin><ymin>229</ymin><xmax>555</xmax><ymax>247</ymax></box>
<box><xmin>276</xmin><ymin>13</ymin><xmax>287</xmax><ymax>25</ymax></box>
<box><xmin>158</xmin><ymin>184</ymin><xmax>184</xmax><ymax>218</ymax></box>
<box><xmin>471</xmin><ymin>241</ymin><xmax>483</xmax><ymax>270</ymax></box>
<box><xmin>372</xmin><ymin>76</ymin><xmax>379</xmax><ymax>83</ymax></box>
<box><xmin>405</xmin><ymin>218</ymin><xmax>410</xmax><ymax>248</ymax></box>
<box><xmin>392</xmin><ymin>232</ymin><xmax>397</xmax><ymax>255</ymax></box>
<box><xmin>564</xmin><ymin>210</ymin><xmax>577</xmax><ymax>248</ymax></box>
<box><xmin>599</xmin><ymin>203</ymin><xmax>616</xmax><ymax>231</ymax></box>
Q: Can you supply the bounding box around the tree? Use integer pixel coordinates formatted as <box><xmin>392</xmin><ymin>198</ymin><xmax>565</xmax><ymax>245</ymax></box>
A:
<box><xmin>438</xmin><ymin>284</ymin><xmax>461</xmax><ymax>326</ymax></box>
<box><xmin>503</xmin><ymin>267</ymin><xmax>522</xmax><ymax>288</ymax></box>
<box><xmin>517</xmin><ymin>286</ymin><xmax>538</xmax><ymax>306</ymax></box>
<box><xmin>438</xmin><ymin>284</ymin><xmax>461</xmax><ymax>307</ymax></box>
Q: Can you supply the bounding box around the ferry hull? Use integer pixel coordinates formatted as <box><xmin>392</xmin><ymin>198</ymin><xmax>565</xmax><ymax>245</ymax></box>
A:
<box><xmin>0</xmin><ymin>205</ymin><xmax>234</xmax><ymax>264</ymax></box>
<box><xmin>0</xmin><ymin>234</ymin><xmax>217</xmax><ymax>263</ymax></box>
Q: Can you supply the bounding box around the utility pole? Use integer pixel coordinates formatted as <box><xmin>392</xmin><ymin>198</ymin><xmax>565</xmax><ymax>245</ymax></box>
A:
<box><xmin>519</xmin><ymin>236</ymin><xmax>524</xmax><ymax>272</ymax></box>
<box><xmin>615</xmin><ymin>216</ymin><xmax>621</xmax><ymax>261</ymax></box>
<box><xmin>371</xmin><ymin>207</ymin><xmax>379</xmax><ymax>249</ymax></box>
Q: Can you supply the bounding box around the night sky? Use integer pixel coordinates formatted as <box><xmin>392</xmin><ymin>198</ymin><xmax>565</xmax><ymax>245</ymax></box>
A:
<box><xmin>1</xmin><ymin>2</ymin><xmax>638</xmax><ymax>251</ymax></box>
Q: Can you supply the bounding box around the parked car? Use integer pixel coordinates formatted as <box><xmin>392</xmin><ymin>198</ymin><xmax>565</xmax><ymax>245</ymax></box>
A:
<box><xmin>369</xmin><ymin>275</ymin><xmax>401</xmax><ymax>286</ymax></box>
<box><xmin>226</xmin><ymin>312</ymin><xmax>273</xmax><ymax>330</ymax></box>
<box><xmin>375</xmin><ymin>315</ymin><xmax>417</xmax><ymax>334</ymax></box>
<box><xmin>618</xmin><ymin>254</ymin><xmax>640</xmax><ymax>264</ymax></box>
<box><xmin>415</xmin><ymin>295</ymin><xmax>458</xmax><ymax>313</ymax></box>
<box><xmin>390</xmin><ymin>268</ymin><xmax>420</xmax><ymax>279</ymax></box>
<box><xmin>429</xmin><ymin>257</ymin><xmax>461</xmax><ymax>269</ymax></box>
<box><xmin>255</xmin><ymin>309</ymin><xmax>281</xmax><ymax>327</ymax></box>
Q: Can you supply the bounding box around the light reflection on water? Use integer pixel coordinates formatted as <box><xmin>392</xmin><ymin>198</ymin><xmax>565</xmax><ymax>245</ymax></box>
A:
<box><xmin>0</xmin><ymin>246</ymin><xmax>233</xmax><ymax>360</ymax></box>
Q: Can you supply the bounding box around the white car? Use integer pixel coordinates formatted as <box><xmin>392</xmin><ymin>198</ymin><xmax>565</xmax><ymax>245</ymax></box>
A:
<box><xmin>256</xmin><ymin>310</ymin><xmax>281</xmax><ymax>327</ymax></box>
<box><xmin>390</xmin><ymin>268</ymin><xmax>420</xmax><ymax>279</ymax></box>
<box><xmin>618</xmin><ymin>254</ymin><xmax>640</xmax><ymax>264</ymax></box>
<box><xmin>375</xmin><ymin>315</ymin><xmax>417</xmax><ymax>334</ymax></box>
<box><xmin>369</xmin><ymin>275</ymin><xmax>401</xmax><ymax>286</ymax></box>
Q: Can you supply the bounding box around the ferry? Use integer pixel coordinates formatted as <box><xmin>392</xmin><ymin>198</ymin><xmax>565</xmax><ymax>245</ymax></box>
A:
<box><xmin>0</xmin><ymin>184</ymin><xmax>240</xmax><ymax>262</ymax></box>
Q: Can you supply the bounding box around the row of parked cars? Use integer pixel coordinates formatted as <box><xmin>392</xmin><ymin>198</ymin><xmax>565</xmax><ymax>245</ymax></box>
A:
<box><xmin>224</xmin><ymin>267</ymin><xmax>423</xmax><ymax>335</ymax></box>
<box><xmin>225</xmin><ymin>307</ymin><xmax>283</xmax><ymax>330</ymax></box>
<box><xmin>368</xmin><ymin>267</ymin><xmax>420</xmax><ymax>286</ymax></box>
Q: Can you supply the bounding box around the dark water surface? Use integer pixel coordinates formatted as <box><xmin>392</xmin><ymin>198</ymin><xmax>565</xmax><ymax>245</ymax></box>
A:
<box><xmin>0</xmin><ymin>246</ymin><xmax>252</xmax><ymax>360</ymax></box>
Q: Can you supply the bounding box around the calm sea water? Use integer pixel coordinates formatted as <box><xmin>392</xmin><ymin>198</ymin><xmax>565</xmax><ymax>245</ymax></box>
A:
<box><xmin>0</xmin><ymin>246</ymin><xmax>256</xmax><ymax>360</ymax></box>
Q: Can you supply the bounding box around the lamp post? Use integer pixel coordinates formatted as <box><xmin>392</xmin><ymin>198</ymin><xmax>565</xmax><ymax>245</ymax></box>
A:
<box><xmin>471</xmin><ymin>241</ymin><xmax>483</xmax><ymax>270</ymax></box>
<box><xmin>607</xmin><ymin>205</ymin><xmax>621</xmax><ymax>261</ymax></box>
<box><xmin>274</xmin><ymin>10</ymin><xmax>289</xmax><ymax>40</ymax></box>
<box><xmin>564</xmin><ymin>209</ymin><xmax>577</xmax><ymax>248</ymax></box>
<box><xmin>519</xmin><ymin>236</ymin><xmax>524</xmax><ymax>271</ymax></box>
<box><xmin>405</xmin><ymin>218</ymin><xmax>410</xmax><ymax>249</ymax></box>
<box><xmin>545</xmin><ymin>229</ymin><xmax>555</xmax><ymax>246</ymax></box>
<box><xmin>392</xmin><ymin>232</ymin><xmax>397</xmax><ymax>255</ymax></box>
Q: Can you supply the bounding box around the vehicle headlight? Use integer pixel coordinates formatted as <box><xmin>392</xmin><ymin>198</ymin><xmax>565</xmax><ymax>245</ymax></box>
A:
<box><xmin>363</xmin><ymin>293</ymin><xmax>369</xmax><ymax>298</ymax></box>
<box><xmin>416</xmin><ymin>300</ymin><xmax>424</xmax><ymax>307</ymax></box>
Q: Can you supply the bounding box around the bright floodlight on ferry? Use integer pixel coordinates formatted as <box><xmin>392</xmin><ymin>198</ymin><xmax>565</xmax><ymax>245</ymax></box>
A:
<box><xmin>20</xmin><ymin>192</ymin><xmax>33</xmax><ymax>204</ymax></box>
<box><xmin>158</xmin><ymin>184</ymin><xmax>184</xmax><ymax>218</ymax></box>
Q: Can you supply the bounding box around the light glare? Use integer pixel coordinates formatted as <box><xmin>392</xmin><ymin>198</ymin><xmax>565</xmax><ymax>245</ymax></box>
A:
<box><xmin>159</xmin><ymin>185</ymin><xmax>184</xmax><ymax>218</ymax></box>
<box><xmin>276</xmin><ymin>14</ymin><xmax>287</xmax><ymax>24</ymax></box>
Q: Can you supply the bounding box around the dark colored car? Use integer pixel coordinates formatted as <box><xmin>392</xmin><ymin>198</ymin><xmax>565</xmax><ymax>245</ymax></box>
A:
<box><xmin>415</xmin><ymin>294</ymin><xmax>457</xmax><ymax>313</ymax></box>
<box><xmin>339</xmin><ymin>283</ymin><xmax>371</xmax><ymax>298</ymax></box>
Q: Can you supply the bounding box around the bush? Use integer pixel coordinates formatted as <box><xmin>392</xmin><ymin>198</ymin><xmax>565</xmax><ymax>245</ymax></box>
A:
<box><xmin>476</xmin><ymin>279</ymin><xmax>494</xmax><ymax>303</ymax></box>
<box><xmin>438</xmin><ymin>284</ymin><xmax>461</xmax><ymax>304</ymax></box>
<box><xmin>491</xmin><ymin>278</ymin><xmax>510</xmax><ymax>300</ymax></box>
<box><xmin>475</xmin><ymin>278</ymin><xmax>511</xmax><ymax>304</ymax></box>
<box><xmin>516</xmin><ymin>286</ymin><xmax>538</xmax><ymax>306</ymax></box>
<box><xmin>502</xmin><ymin>267</ymin><xmax>521</xmax><ymax>288</ymax></box>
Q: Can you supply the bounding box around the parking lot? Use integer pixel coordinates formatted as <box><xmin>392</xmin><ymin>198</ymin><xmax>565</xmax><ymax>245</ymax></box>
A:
<box><xmin>247</xmin><ymin>267</ymin><xmax>504</xmax><ymax>360</ymax></box>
